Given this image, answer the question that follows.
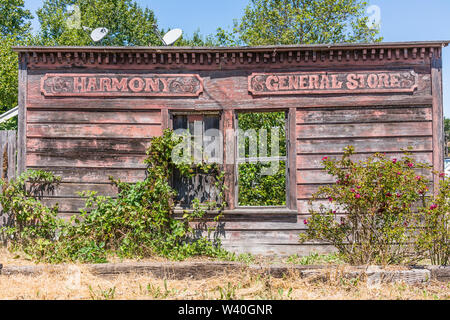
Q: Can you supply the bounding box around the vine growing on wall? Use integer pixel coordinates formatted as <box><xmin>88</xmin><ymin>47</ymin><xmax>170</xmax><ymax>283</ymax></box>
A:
<box><xmin>0</xmin><ymin>129</ymin><xmax>229</xmax><ymax>263</ymax></box>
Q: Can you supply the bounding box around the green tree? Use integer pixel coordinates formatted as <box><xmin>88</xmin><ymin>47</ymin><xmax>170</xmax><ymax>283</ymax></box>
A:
<box><xmin>0</xmin><ymin>0</ymin><xmax>34</xmax><ymax>129</ymax></box>
<box><xmin>174</xmin><ymin>29</ymin><xmax>217</xmax><ymax>47</ymax></box>
<box><xmin>0</xmin><ymin>0</ymin><xmax>33</xmax><ymax>38</ymax></box>
<box><xmin>36</xmin><ymin>0</ymin><xmax>160</xmax><ymax>46</ymax></box>
<box><xmin>216</xmin><ymin>0</ymin><xmax>382</xmax><ymax>46</ymax></box>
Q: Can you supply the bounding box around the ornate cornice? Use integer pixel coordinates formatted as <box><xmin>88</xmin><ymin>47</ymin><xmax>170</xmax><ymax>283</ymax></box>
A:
<box><xmin>13</xmin><ymin>41</ymin><xmax>448</xmax><ymax>67</ymax></box>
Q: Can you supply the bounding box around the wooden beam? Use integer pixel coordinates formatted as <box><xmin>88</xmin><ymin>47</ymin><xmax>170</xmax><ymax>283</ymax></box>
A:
<box><xmin>223</xmin><ymin>109</ymin><xmax>235</xmax><ymax>210</ymax></box>
<box><xmin>17</xmin><ymin>53</ymin><xmax>27</xmax><ymax>175</ymax></box>
<box><xmin>431</xmin><ymin>48</ymin><xmax>444</xmax><ymax>193</ymax></box>
<box><xmin>288</xmin><ymin>108</ymin><xmax>297</xmax><ymax>211</ymax></box>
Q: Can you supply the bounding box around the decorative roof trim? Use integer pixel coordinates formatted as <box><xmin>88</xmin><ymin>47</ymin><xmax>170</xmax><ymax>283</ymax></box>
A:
<box><xmin>13</xmin><ymin>41</ymin><xmax>448</xmax><ymax>67</ymax></box>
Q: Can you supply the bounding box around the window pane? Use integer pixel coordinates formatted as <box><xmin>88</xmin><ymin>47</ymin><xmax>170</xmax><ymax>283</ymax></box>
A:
<box><xmin>237</xmin><ymin>111</ymin><xmax>287</xmax><ymax>207</ymax></box>
<box><xmin>171</xmin><ymin>113</ymin><xmax>221</xmax><ymax>208</ymax></box>
<box><xmin>238</xmin><ymin>161</ymin><xmax>286</xmax><ymax>206</ymax></box>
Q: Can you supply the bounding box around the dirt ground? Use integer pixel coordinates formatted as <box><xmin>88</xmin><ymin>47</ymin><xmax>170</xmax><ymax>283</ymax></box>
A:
<box><xmin>0</xmin><ymin>249</ymin><xmax>448</xmax><ymax>300</ymax></box>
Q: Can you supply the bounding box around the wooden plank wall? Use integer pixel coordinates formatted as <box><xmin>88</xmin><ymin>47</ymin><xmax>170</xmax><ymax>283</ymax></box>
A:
<box><xmin>296</xmin><ymin>104</ymin><xmax>433</xmax><ymax>216</ymax></box>
<box><xmin>25</xmin><ymin>89</ymin><xmax>162</xmax><ymax>216</ymax></box>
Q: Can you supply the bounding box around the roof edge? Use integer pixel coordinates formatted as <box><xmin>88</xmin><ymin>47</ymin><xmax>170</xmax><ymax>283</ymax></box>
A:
<box><xmin>12</xmin><ymin>40</ymin><xmax>450</xmax><ymax>53</ymax></box>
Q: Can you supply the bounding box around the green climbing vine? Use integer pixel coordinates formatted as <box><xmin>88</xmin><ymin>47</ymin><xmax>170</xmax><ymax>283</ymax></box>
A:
<box><xmin>0</xmin><ymin>129</ymin><xmax>229</xmax><ymax>263</ymax></box>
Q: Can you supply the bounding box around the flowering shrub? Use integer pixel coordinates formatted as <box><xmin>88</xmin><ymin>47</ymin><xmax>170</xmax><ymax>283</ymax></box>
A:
<box><xmin>299</xmin><ymin>146</ymin><xmax>435</xmax><ymax>265</ymax></box>
<box><xmin>416</xmin><ymin>173</ymin><xmax>449</xmax><ymax>265</ymax></box>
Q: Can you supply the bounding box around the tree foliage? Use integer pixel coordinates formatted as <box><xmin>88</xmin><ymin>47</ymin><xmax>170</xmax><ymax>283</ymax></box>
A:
<box><xmin>216</xmin><ymin>0</ymin><xmax>382</xmax><ymax>46</ymax></box>
<box><xmin>36</xmin><ymin>0</ymin><xmax>160</xmax><ymax>46</ymax></box>
<box><xmin>0</xmin><ymin>0</ymin><xmax>33</xmax><ymax>37</ymax></box>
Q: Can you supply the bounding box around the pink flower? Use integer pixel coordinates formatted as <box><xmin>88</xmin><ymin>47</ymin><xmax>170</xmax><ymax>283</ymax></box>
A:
<box><xmin>396</xmin><ymin>193</ymin><xmax>401</xmax><ymax>198</ymax></box>
<box><xmin>322</xmin><ymin>156</ymin><xmax>328</xmax><ymax>161</ymax></box>
<box><xmin>397</xmin><ymin>172</ymin><xmax>402</xmax><ymax>176</ymax></box>
<box><xmin>332</xmin><ymin>210</ymin><xmax>337</xmax><ymax>214</ymax></box>
<box><xmin>357</xmin><ymin>186</ymin><xmax>361</xmax><ymax>189</ymax></box>
<box><xmin>408</xmin><ymin>163</ymin><xmax>414</xmax><ymax>168</ymax></box>
<box><xmin>328</xmin><ymin>197</ymin><xmax>333</xmax><ymax>202</ymax></box>
<box><xmin>430</xmin><ymin>204</ymin><xmax>438</xmax><ymax>210</ymax></box>
<box><xmin>392</xmin><ymin>158</ymin><xmax>397</xmax><ymax>163</ymax></box>
<box><xmin>350</xmin><ymin>188</ymin><xmax>356</xmax><ymax>193</ymax></box>
<box><xmin>303</xmin><ymin>219</ymin><xmax>308</xmax><ymax>225</ymax></box>
<box><xmin>355</xmin><ymin>194</ymin><xmax>361</xmax><ymax>199</ymax></box>
<box><xmin>439</xmin><ymin>173</ymin><xmax>446</xmax><ymax>177</ymax></box>
<box><xmin>415</xmin><ymin>176</ymin><xmax>422</xmax><ymax>180</ymax></box>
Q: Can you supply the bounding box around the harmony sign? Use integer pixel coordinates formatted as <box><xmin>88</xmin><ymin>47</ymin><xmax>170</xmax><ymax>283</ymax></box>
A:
<box><xmin>40</xmin><ymin>73</ymin><xmax>204</xmax><ymax>97</ymax></box>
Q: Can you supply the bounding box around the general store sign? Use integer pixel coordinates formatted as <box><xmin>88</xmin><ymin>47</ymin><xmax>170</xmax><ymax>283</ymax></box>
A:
<box><xmin>40</xmin><ymin>73</ymin><xmax>204</xmax><ymax>97</ymax></box>
<box><xmin>248</xmin><ymin>70</ymin><xmax>418</xmax><ymax>95</ymax></box>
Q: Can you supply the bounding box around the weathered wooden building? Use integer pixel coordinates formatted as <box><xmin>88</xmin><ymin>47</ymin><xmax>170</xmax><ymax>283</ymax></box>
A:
<box><xmin>13</xmin><ymin>41</ymin><xmax>448</xmax><ymax>255</ymax></box>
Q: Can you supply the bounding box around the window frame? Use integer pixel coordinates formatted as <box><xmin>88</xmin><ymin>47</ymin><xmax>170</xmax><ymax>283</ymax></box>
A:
<box><xmin>233</xmin><ymin>109</ymin><xmax>290</xmax><ymax>209</ymax></box>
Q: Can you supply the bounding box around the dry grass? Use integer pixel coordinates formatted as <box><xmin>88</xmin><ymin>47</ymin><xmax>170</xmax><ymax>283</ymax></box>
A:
<box><xmin>1</xmin><ymin>248</ymin><xmax>448</xmax><ymax>300</ymax></box>
<box><xmin>0</xmin><ymin>265</ymin><xmax>448</xmax><ymax>300</ymax></box>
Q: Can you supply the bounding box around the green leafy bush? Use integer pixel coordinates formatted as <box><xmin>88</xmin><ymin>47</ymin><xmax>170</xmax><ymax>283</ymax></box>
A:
<box><xmin>0</xmin><ymin>129</ymin><xmax>229</xmax><ymax>263</ymax></box>
<box><xmin>299</xmin><ymin>146</ymin><xmax>437</xmax><ymax>265</ymax></box>
<box><xmin>416</xmin><ymin>173</ymin><xmax>449</xmax><ymax>265</ymax></box>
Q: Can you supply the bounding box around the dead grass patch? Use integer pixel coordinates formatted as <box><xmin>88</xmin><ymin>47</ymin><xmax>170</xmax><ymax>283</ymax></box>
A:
<box><xmin>0</xmin><ymin>265</ymin><xmax>448</xmax><ymax>300</ymax></box>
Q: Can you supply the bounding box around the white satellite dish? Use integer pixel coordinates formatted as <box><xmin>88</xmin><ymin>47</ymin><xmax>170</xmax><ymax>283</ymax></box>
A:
<box><xmin>90</xmin><ymin>27</ymin><xmax>109</xmax><ymax>42</ymax></box>
<box><xmin>162</xmin><ymin>28</ymin><xmax>183</xmax><ymax>46</ymax></box>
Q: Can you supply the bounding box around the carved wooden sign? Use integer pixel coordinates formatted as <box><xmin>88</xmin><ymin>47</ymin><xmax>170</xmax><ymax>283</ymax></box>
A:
<box><xmin>41</xmin><ymin>73</ymin><xmax>203</xmax><ymax>97</ymax></box>
<box><xmin>248</xmin><ymin>70</ymin><xmax>418</xmax><ymax>95</ymax></box>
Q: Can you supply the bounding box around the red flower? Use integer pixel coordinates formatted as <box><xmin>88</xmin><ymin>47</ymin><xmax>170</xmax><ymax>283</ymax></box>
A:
<box><xmin>392</xmin><ymin>158</ymin><xmax>397</xmax><ymax>164</ymax></box>
<box><xmin>303</xmin><ymin>219</ymin><xmax>308</xmax><ymax>225</ymax></box>
<box><xmin>322</xmin><ymin>156</ymin><xmax>328</xmax><ymax>161</ymax></box>
<box><xmin>328</xmin><ymin>197</ymin><xmax>333</xmax><ymax>202</ymax></box>
<box><xmin>396</xmin><ymin>193</ymin><xmax>401</xmax><ymax>198</ymax></box>
<box><xmin>357</xmin><ymin>186</ymin><xmax>361</xmax><ymax>189</ymax></box>
<box><xmin>386</xmin><ymin>192</ymin><xmax>392</xmax><ymax>197</ymax></box>
<box><xmin>332</xmin><ymin>210</ymin><xmax>337</xmax><ymax>214</ymax></box>
<box><xmin>430</xmin><ymin>204</ymin><xmax>438</xmax><ymax>210</ymax></box>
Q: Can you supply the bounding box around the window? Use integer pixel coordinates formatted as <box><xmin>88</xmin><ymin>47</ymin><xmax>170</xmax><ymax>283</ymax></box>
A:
<box><xmin>236</xmin><ymin>111</ymin><xmax>287</xmax><ymax>207</ymax></box>
<box><xmin>171</xmin><ymin>112</ymin><xmax>222</xmax><ymax>208</ymax></box>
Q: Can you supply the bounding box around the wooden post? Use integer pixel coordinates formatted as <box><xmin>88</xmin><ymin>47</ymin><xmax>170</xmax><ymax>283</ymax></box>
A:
<box><xmin>431</xmin><ymin>47</ymin><xmax>444</xmax><ymax>194</ymax></box>
<box><xmin>17</xmin><ymin>53</ymin><xmax>27</xmax><ymax>175</ymax></box>
<box><xmin>288</xmin><ymin>108</ymin><xmax>297</xmax><ymax>211</ymax></box>
<box><xmin>223</xmin><ymin>109</ymin><xmax>235</xmax><ymax>209</ymax></box>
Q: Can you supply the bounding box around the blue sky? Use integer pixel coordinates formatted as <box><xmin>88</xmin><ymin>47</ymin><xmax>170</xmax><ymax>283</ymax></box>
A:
<box><xmin>24</xmin><ymin>0</ymin><xmax>450</xmax><ymax>117</ymax></box>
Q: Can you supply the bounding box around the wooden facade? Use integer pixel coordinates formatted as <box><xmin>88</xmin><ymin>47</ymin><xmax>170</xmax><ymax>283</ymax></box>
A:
<box><xmin>13</xmin><ymin>41</ymin><xmax>448</xmax><ymax>255</ymax></box>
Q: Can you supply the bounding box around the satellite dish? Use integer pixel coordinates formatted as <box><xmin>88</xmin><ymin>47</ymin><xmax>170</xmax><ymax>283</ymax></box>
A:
<box><xmin>162</xmin><ymin>28</ymin><xmax>183</xmax><ymax>46</ymax></box>
<box><xmin>90</xmin><ymin>27</ymin><xmax>108</xmax><ymax>42</ymax></box>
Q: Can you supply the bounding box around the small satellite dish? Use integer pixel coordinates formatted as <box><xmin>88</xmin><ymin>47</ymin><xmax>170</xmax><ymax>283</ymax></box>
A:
<box><xmin>90</xmin><ymin>27</ymin><xmax>108</xmax><ymax>42</ymax></box>
<box><xmin>162</xmin><ymin>28</ymin><xmax>183</xmax><ymax>46</ymax></box>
